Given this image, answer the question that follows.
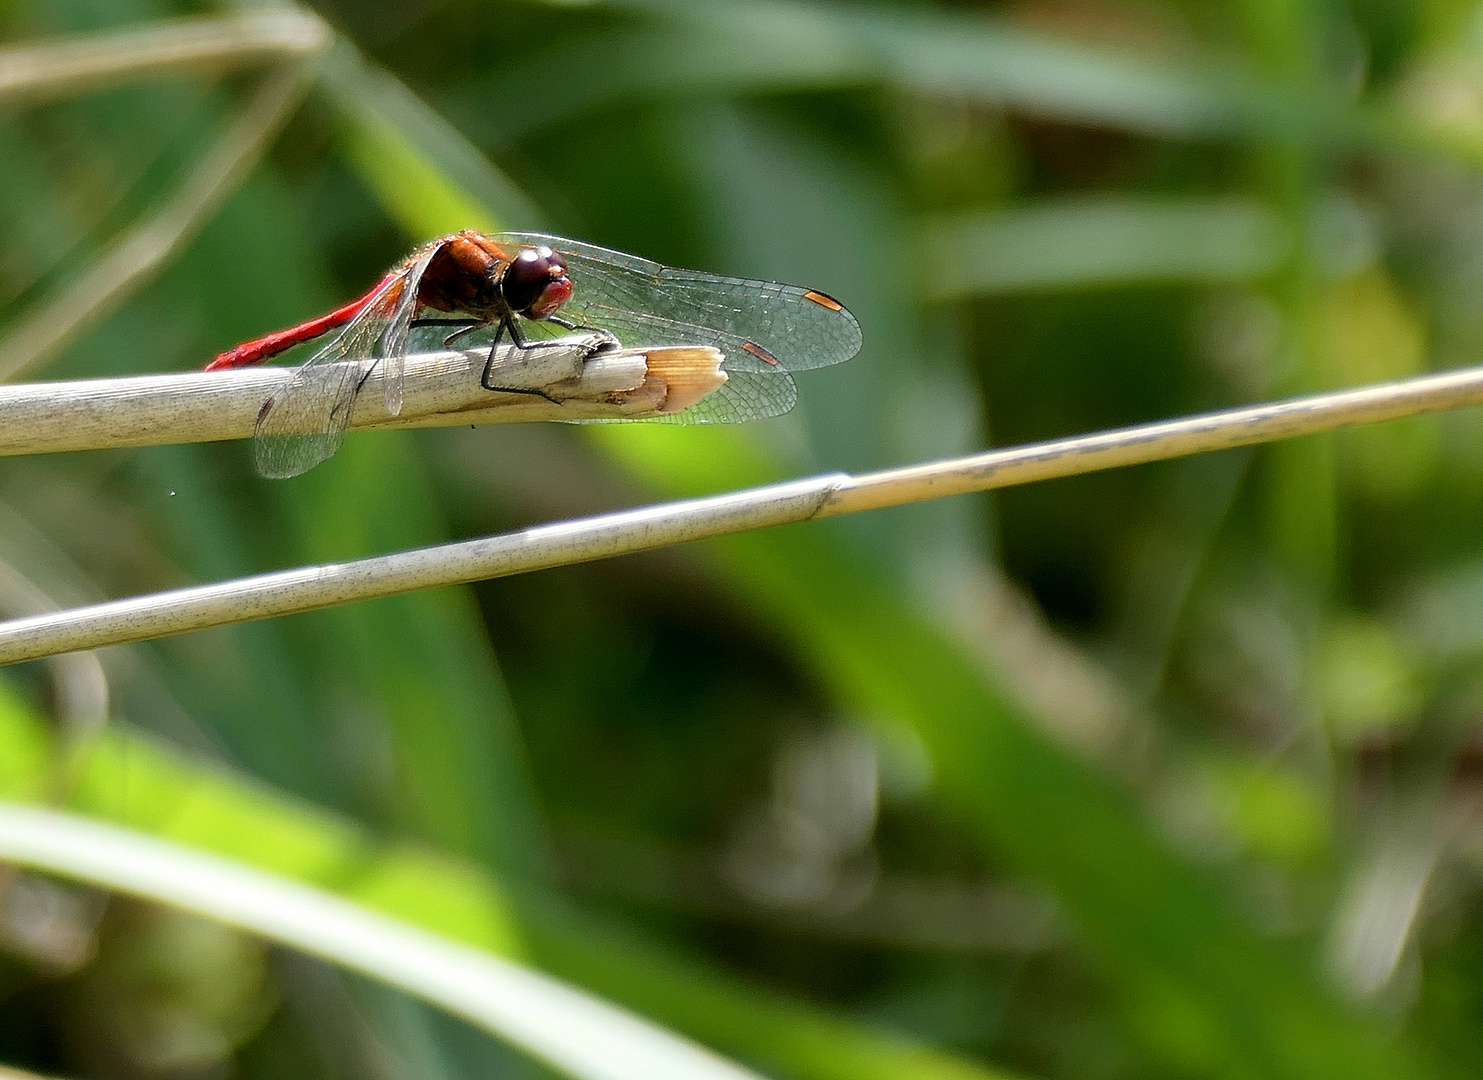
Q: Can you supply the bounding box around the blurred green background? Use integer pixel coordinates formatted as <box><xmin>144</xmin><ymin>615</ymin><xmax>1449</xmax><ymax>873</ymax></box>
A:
<box><xmin>6</xmin><ymin>1</ymin><xmax>1483</xmax><ymax>1079</ymax></box>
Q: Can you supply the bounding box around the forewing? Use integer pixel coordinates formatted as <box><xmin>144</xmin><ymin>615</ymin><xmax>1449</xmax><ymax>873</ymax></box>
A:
<box><xmin>253</xmin><ymin>259</ymin><xmax>428</xmax><ymax>478</ymax></box>
<box><xmin>377</xmin><ymin>244</ymin><xmax>440</xmax><ymax>416</ymax></box>
<box><xmin>495</xmin><ymin>233</ymin><xmax>862</xmax><ymax>373</ymax></box>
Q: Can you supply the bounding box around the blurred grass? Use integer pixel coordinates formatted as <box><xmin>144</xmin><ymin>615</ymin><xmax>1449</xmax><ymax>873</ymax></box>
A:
<box><xmin>594</xmin><ymin>423</ymin><xmax>1443</xmax><ymax>1080</ymax></box>
<box><xmin>0</xmin><ymin>680</ymin><xmax>1015</xmax><ymax>1080</ymax></box>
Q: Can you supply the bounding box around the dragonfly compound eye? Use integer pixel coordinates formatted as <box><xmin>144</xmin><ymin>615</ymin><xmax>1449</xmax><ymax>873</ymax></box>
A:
<box><xmin>503</xmin><ymin>246</ymin><xmax>573</xmax><ymax>320</ymax></box>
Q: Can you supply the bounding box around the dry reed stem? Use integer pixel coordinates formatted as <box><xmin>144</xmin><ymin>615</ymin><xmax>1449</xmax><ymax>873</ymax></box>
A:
<box><xmin>0</xmin><ymin>342</ymin><xmax>719</xmax><ymax>456</ymax></box>
<box><xmin>2</xmin><ymin>362</ymin><xmax>1482</xmax><ymax>663</ymax></box>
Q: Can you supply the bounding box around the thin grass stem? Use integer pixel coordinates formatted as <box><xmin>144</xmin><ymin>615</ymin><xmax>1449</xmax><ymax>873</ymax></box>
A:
<box><xmin>2</xmin><ymin>362</ymin><xmax>1483</xmax><ymax>663</ymax></box>
<box><xmin>0</xmin><ymin>57</ymin><xmax>324</xmax><ymax>379</ymax></box>
<box><xmin>0</xmin><ymin>11</ymin><xmax>330</xmax><ymax>104</ymax></box>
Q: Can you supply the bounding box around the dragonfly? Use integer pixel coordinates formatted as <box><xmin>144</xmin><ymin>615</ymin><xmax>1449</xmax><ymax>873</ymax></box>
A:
<box><xmin>207</xmin><ymin>231</ymin><xmax>863</xmax><ymax>478</ymax></box>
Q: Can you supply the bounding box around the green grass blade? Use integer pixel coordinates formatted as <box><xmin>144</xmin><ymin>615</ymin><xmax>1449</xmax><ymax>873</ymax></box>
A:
<box><xmin>0</xmin><ymin>679</ymin><xmax>1029</xmax><ymax>1080</ymax></box>
<box><xmin>477</xmin><ymin>0</ymin><xmax>1295</xmax><ymax>144</ymax></box>
<box><xmin>0</xmin><ymin>802</ymin><xmax>763</xmax><ymax>1080</ymax></box>
<box><xmin>923</xmin><ymin>198</ymin><xmax>1290</xmax><ymax>296</ymax></box>
<box><xmin>591</xmin><ymin>423</ymin><xmax>1448</xmax><ymax>1080</ymax></box>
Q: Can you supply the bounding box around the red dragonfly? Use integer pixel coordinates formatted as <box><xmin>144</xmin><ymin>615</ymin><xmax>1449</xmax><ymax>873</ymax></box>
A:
<box><xmin>208</xmin><ymin>231</ymin><xmax>862</xmax><ymax>477</ymax></box>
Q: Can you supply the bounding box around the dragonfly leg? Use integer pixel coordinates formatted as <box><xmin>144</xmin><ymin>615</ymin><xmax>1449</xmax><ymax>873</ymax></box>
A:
<box><xmin>409</xmin><ymin>317</ymin><xmax>484</xmax><ymax>348</ymax></box>
<box><xmin>481</xmin><ymin>319</ymin><xmax>560</xmax><ymax>404</ymax></box>
<box><xmin>443</xmin><ymin>323</ymin><xmax>485</xmax><ymax>348</ymax></box>
<box><xmin>546</xmin><ymin>314</ymin><xmax>603</xmax><ymax>335</ymax></box>
<box><xmin>351</xmin><ymin>357</ymin><xmax>383</xmax><ymax>396</ymax></box>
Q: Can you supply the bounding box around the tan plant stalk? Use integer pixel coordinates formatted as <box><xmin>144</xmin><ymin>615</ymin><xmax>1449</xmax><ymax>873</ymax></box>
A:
<box><xmin>1</xmin><ymin>361</ymin><xmax>1482</xmax><ymax>664</ymax></box>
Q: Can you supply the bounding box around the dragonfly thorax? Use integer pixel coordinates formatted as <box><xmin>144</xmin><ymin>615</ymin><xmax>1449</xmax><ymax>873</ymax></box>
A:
<box><xmin>415</xmin><ymin>232</ymin><xmax>570</xmax><ymax>323</ymax></box>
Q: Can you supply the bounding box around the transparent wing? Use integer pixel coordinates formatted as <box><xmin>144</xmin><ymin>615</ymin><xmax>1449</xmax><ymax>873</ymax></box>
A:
<box><xmin>495</xmin><ymin>233</ymin><xmax>863</xmax><ymax>374</ymax></box>
<box><xmin>570</xmin><ymin>367</ymin><xmax>799</xmax><ymax>427</ymax></box>
<box><xmin>253</xmin><ymin>246</ymin><xmax>438</xmax><ymax>478</ymax></box>
<box><xmin>254</xmin><ymin>359</ymin><xmax>365</xmax><ymax>479</ymax></box>
<box><xmin>667</xmin><ymin>368</ymin><xmax>797</xmax><ymax>423</ymax></box>
<box><xmin>377</xmin><ymin>245</ymin><xmax>439</xmax><ymax>416</ymax></box>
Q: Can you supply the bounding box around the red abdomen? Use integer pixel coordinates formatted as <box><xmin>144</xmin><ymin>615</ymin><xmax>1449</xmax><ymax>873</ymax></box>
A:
<box><xmin>205</xmin><ymin>274</ymin><xmax>399</xmax><ymax>370</ymax></box>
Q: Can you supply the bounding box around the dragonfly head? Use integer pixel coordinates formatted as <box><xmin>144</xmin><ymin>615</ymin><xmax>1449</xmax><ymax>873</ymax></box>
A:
<box><xmin>503</xmin><ymin>246</ymin><xmax>573</xmax><ymax>320</ymax></box>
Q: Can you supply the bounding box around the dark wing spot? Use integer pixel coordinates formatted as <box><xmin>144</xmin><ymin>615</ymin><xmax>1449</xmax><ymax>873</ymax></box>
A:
<box><xmin>803</xmin><ymin>290</ymin><xmax>845</xmax><ymax>312</ymax></box>
<box><xmin>742</xmin><ymin>340</ymin><xmax>781</xmax><ymax>366</ymax></box>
